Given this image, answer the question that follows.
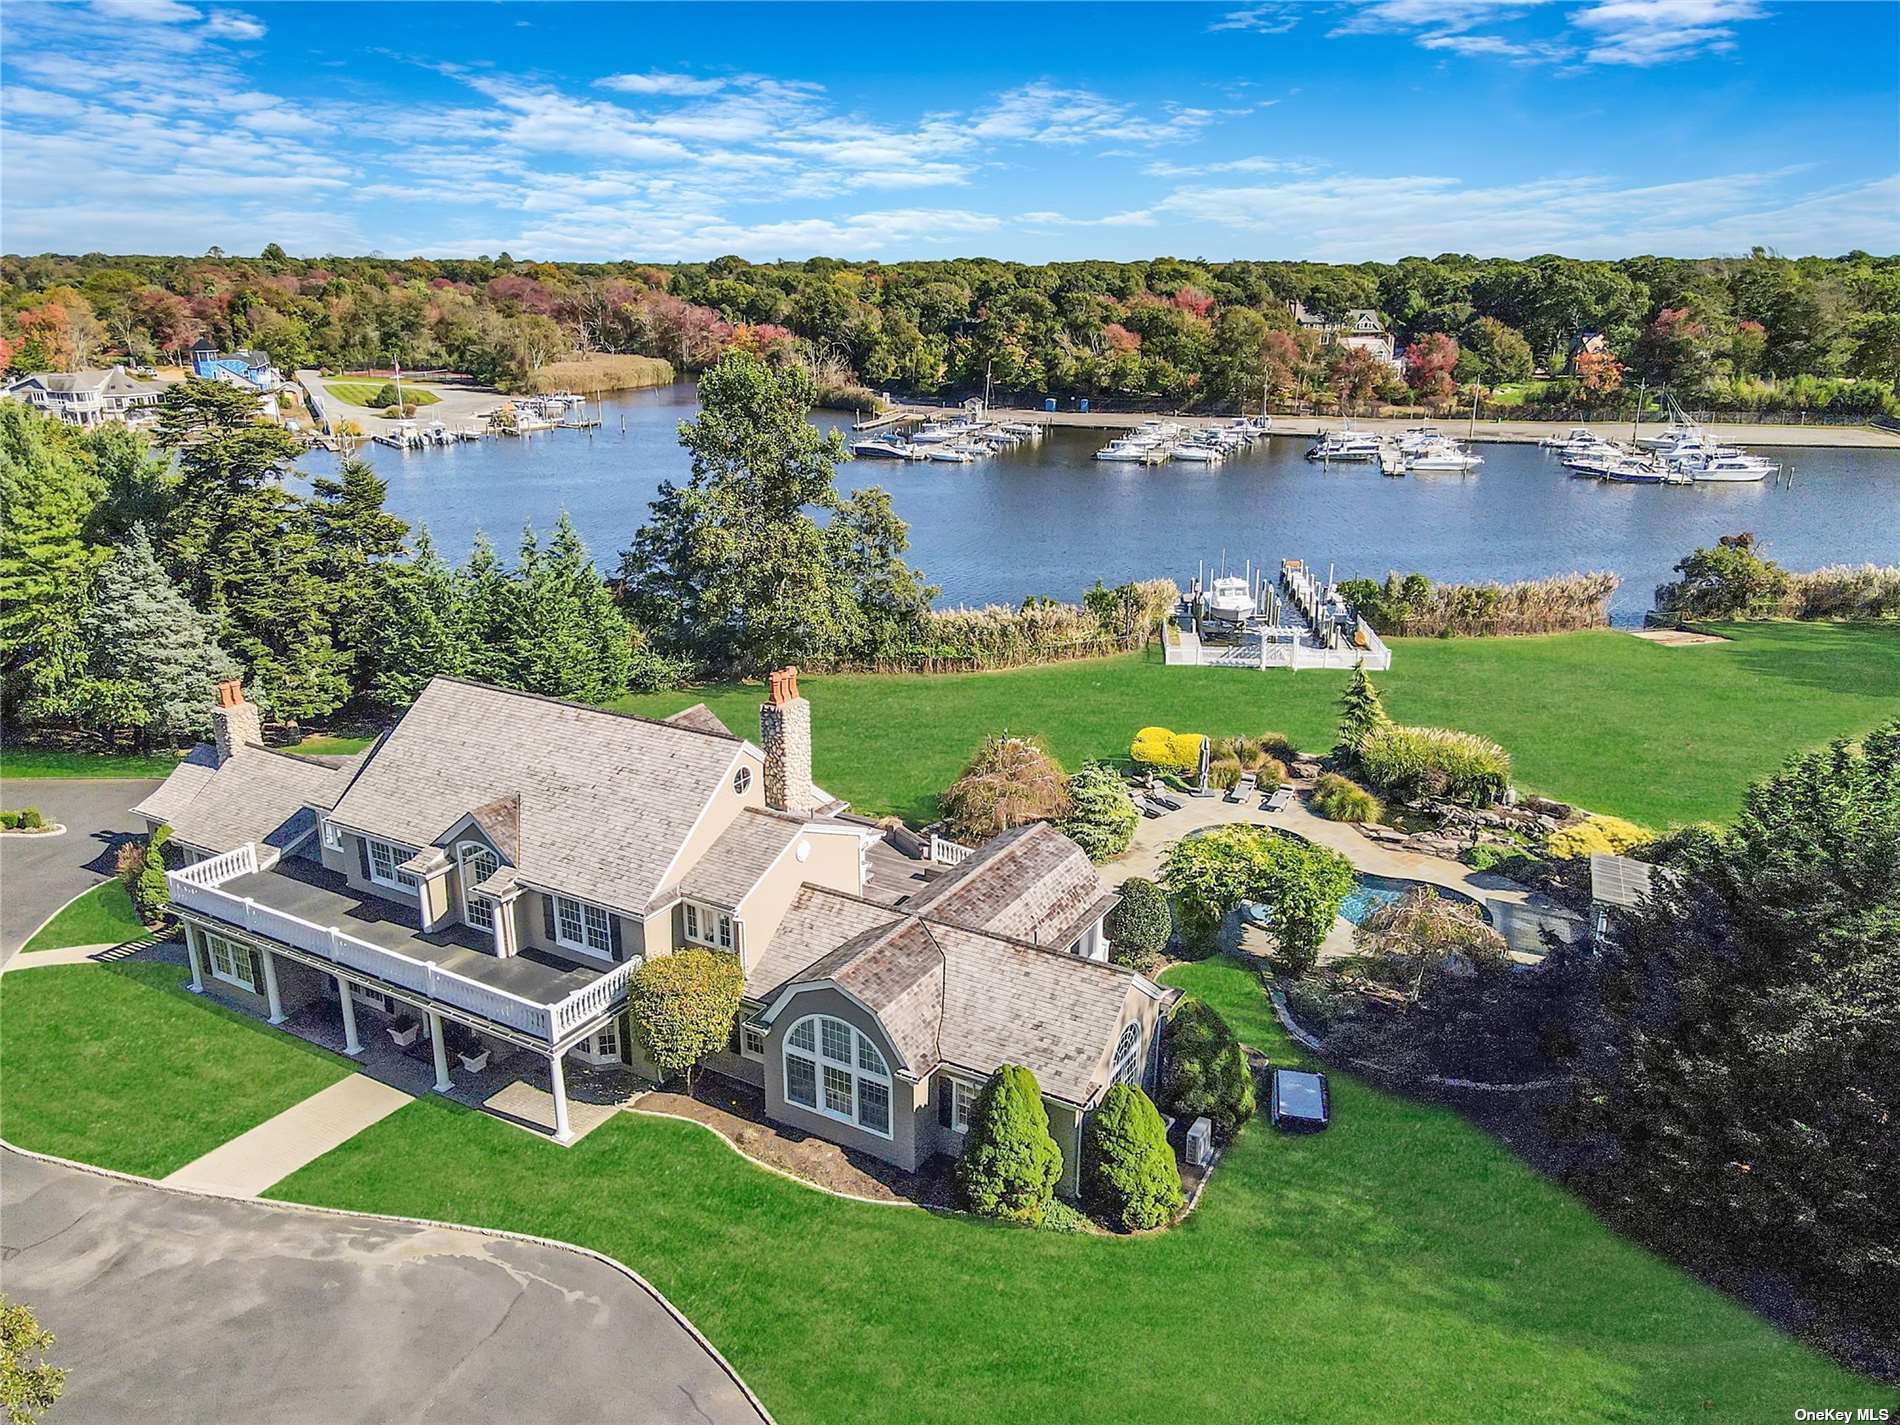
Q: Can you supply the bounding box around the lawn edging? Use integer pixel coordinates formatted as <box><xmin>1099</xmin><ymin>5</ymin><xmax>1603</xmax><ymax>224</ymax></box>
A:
<box><xmin>0</xmin><ymin>1135</ymin><xmax>778</xmax><ymax>1425</ymax></box>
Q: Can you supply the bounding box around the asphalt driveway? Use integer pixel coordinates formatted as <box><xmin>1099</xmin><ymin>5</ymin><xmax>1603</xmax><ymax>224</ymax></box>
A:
<box><xmin>0</xmin><ymin>1148</ymin><xmax>768</xmax><ymax>1425</ymax></box>
<box><xmin>0</xmin><ymin>778</ymin><xmax>159</xmax><ymax>956</ymax></box>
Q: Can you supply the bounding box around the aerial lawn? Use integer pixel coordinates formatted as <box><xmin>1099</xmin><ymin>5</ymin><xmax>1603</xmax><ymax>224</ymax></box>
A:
<box><xmin>324</xmin><ymin>379</ymin><xmax>442</xmax><ymax>408</ymax></box>
<box><xmin>614</xmin><ymin>621</ymin><xmax>1900</xmax><ymax>828</ymax></box>
<box><xmin>286</xmin><ymin>732</ymin><xmax>376</xmax><ymax>757</ymax></box>
<box><xmin>0</xmin><ymin>747</ymin><xmax>182</xmax><ymax>779</ymax></box>
<box><xmin>260</xmin><ymin>950</ymin><xmax>1873</xmax><ymax>1425</ymax></box>
<box><xmin>0</xmin><ymin>962</ymin><xmax>352</xmax><ymax>1178</ymax></box>
<box><xmin>21</xmin><ymin>879</ymin><xmax>146</xmax><ymax>952</ymax></box>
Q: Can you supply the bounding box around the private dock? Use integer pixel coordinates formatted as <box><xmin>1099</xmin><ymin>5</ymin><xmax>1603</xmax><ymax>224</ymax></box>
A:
<box><xmin>1165</xmin><ymin>558</ymin><xmax>1392</xmax><ymax>671</ymax></box>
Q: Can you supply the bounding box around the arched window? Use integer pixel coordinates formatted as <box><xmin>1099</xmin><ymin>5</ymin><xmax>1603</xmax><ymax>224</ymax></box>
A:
<box><xmin>782</xmin><ymin>1013</ymin><xmax>891</xmax><ymax>1137</ymax></box>
<box><xmin>457</xmin><ymin>841</ymin><xmax>499</xmax><ymax>929</ymax></box>
<box><xmin>1109</xmin><ymin>1021</ymin><xmax>1142</xmax><ymax>1088</ymax></box>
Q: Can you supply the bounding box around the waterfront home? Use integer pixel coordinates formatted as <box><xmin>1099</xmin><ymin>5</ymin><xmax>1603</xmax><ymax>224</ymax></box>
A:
<box><xmin>1</xmin><ymin>365</ymin><xmax>165</xmax><ymax>426</ymax></box>
<box><xmin>1288</xmin><ymin>300</ymin><xmax>1399</xmax><ymax>366</ymax></box>
<box><xmin>138</xmin><ymin>672</ymin><xmax>1172</xmax><ymax>1183</ymax></box>
<box><xmin>189</xmin><ymin>339</ymin><xmax>282</xmax><ymax>393</ymax></box>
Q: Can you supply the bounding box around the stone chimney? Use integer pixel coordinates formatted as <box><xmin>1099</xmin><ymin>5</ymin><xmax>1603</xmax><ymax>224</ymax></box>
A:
<box><xmin>759</xmin><ymin>667</ymin><xmax>814</xmax><ymax>813</ymax></box>
<box><xmin>211</xmin><ymin>679</ymin><xmax>261</xmax><ymax>765</ymax></box>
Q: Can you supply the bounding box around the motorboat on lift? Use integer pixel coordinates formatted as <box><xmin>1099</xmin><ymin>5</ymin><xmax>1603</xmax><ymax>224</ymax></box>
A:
<box><xmin>1203</xmin><ymin>575</ymin><xmax>1256</xmax><ymax>625</ymax></box>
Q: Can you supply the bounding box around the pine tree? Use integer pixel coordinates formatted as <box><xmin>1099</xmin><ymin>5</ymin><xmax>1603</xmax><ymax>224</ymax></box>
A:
<box><xmin>513</xmin><ymin>513</ymin><xmax>632</xmax><ymax>701</ymax></box>
<box><xmin>0</xmin><ymin>404</ymin><xmax>105</xmax><ymax>715</ymax></box>
<box><xmin>1336</xmin><ymin>660</ymin><xmax>1391</xmax><ymax>753</ymax></box>
<box><xmin>1083</xmin><ymin>1083</ymin><xmax>1184</xmax><ymax>1231</ymax></box>
<box><xmin>956</xmin><ymin>1063</ymin><xmax>1064</xmax><ymax>1225</ymax></box>
<box><xmin>361</xmin><ymin>528</ymin><xmax>465</xmax><ymax>712</ymax></box>
<box><xmin>67</xmin><ymin>524</ymin><xmax>239</xmax><ymax>747</ymax></box>
<box><xmin>456</xmin><ymin>531</ymin><xmax>522</xmax><ymax>685</ymax></box>
<box><xmin>312</xmin><ymin>456</ymin><xmax>409</xmax><ymax>682</ymax></box>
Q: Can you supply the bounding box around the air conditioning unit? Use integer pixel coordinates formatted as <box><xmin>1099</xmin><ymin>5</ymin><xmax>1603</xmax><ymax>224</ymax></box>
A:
<box><xmin>1185</xmin><ymin>1116</ymin><xmax>1214</xmax><ymax>1168</ymax></box>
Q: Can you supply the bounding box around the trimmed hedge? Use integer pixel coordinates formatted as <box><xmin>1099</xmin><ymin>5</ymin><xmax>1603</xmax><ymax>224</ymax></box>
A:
<box><xmin>1083</xmin><ymin>1083</ymin><xmax>1183</xmax><ymax>1231</ymax></box>
<box><xmin>1131</xmin><ymin>726</ymin><xmax>1204</xmax><ymax>776</ymax></box>
<box><xmin>957</xmin><ymin>1064</ymin><xmax>1063</xmax><ymax>1225</ymax></box>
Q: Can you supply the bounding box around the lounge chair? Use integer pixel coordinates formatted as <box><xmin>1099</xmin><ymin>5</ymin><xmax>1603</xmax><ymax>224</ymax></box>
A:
<box><xmin>1154</xmin><ymin>794</ymin><xmax>1184</xmax><ymax>812</ymax></box>
<box><xmin>1263</xmin><ymin>787</ymin><xmax>1293</xmax><ymax>812</ymax></box>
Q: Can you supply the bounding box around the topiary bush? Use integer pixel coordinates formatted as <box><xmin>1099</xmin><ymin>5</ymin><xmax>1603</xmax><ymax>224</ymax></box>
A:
<box><xmin>1083</xmin><ymin>1083</ymin><xmax>1184</xmax><ymax>1231</ymax></box>
<box><xmin>1059</xmin><ymin>761</ymin><xmax>1139</xmax><ymax>863</ymax></box>
<box><xmin>1544</xmin><ymin>813</ymin><xmax>1655</xmax><ymax>859</ymax></box>
<box><xmin>957</xmin><ymin>1063</ymin><xmax>1064</xmax><ymax>1225</ymax></box>
<box><xmin>1357</xmin><ymin>724</ymin><xmax>1512</xmax><ymax>807</ymax></box>
<box><xmin>135</xmin><ymin>823</ymin><xmax>172</xmax><ymax>921</ymax></box>
<box><xmin>1106</xmin><ymin>876</ymin><xmax>1171</xmax><ymax>973</ymax></box>
<box><xmin>1310</xmin><ymin>771</ymin><xmax>1382</xmax><ymax>824</ymax></box>
<box><xmin>938</xmin><ymin>734</ymin><xmax>1070</xmax><ymax>846</ymax></box>
<box><xmin>627</xmin><ymin>948</ymin><xmax>746</xmax><ymax>1088</ymax></box>
<box><xmin>1130</xmin><ymin>726</ymin><xmax>1204</xmax><ymax>776</ymax></box>
<box><xmin>1160</xmin><ymin>996</ymin><xmax>1255</xmax><ymax>1136</ymax></box>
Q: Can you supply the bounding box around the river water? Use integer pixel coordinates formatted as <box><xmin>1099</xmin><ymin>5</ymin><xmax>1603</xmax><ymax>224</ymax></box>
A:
<box><xmin>296</xmin><ymin>384</ymin><xmax>1900</xmax><ymax>622</ymax></box>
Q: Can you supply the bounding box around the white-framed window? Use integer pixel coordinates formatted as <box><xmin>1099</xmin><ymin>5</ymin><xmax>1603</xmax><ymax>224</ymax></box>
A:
<box><xmin>683</xmin><ymin>900</ymin><xmax>734</xmax><ymax>950</ymax></box>
<box><xmin>782</xmin><ymin>1014</ymin><xmax>891</xmax><ymax>1138</ymax></box>
<box><xmin>1109</xmin><ymin>1021</ymin><xmax>1143</xmax><ymax>1088</ymax></box>
<box><xmin>553</xmin><ymin>895</ymin><xmax>614</xmax><ymax>957</ymax></box>
<box><xmin>366</xmin><ymin>837</ymin><xmax>419</xmax><ymax>892</ymax></box>
<box><xmin>595</xmin><ymin>1023</ymin><xmax>620</xmax><ymax>1059</ymax></box>
<box><xmin>205</xmin><ymin>932</ymin><xmax>257</xmax><ymax>991</ymax></box>
<box><xmin>741</xmin><ymin>1024</ymin><xmax>766</xmax><ymax>1059</ymax></box>
<box><xmin>457</xmin><ymin>842</ymin><xmax>499</xmax><ymax>929</ymax></box>
<box><xmin>945</xmin><ymin>1076</ymin><xmax>979</xmax><ymax>1134</ymax></box>
<box><xmin>322</xmin><ymin>819</ymin><xmax>343</xmax><ymax>852</ymax></box>
<box><xmin>351</xmin><ymin>983</ymin><xmax>394</xmax><ymax>1014</ymax></box>
<box><xmin>733</xmin><ymin>766</ymin><xmax>752</xmax><ymax>796</ymax></box>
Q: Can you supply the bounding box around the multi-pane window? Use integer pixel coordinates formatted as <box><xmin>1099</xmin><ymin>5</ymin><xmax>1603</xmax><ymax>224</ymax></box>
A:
<box><xmin>458</xmin><ymin>843</ymin><xmax>498</xmax><ymax>929</ymax></box>
<box><xmin>741</xmin><ymin>1025</ymin><xmax>766</xmax><ymax>1058</ymax></box>
<box><xmin>595</xmin><ymin>1023</ymin><xmax>620</xmax><ymax>1059</ymax></box>
<box><xmin>553</xmin><ymin>895</ymin><xmax>614</xmax><ymax>956</ymax></box>
<box><xmin>205</xmin><ymin>933</ymin><xmax>256</xmax><ymax>991</ymax></box>
<box><xmin>683</xmin><ymin>900</ymin><xmax>734</xmax><ymax>951</ymax></box>
<box><xmin>782</xmin><ymin>1014</ymin><xmax>891</xmax><ymax>1139</ymax></box>
<box><xmin>1109</xmin><ymin>1022</ymin><xmax>1143</xmax><ymax>1088</ymax></box>
<box><xmin>947</xmin><ymin>1077</ymin><xmax>978</xmax><ymax>1134</ymax></box>
<box><xmin>366</xmin><ymin>838</ymin><xmax>418</xmax><ymax>892</ymax></box>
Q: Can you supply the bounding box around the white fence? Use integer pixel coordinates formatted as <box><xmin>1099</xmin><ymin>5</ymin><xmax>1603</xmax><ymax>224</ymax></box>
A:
<box><xmin>929</xmin><ymin>834</ymin><xmax>976</xmax><ymax>867</ymax></box>
<box><xmin>168</xmin><ymin>846</ymin><xmax>633</xmax><ymax>1044</ymax></box>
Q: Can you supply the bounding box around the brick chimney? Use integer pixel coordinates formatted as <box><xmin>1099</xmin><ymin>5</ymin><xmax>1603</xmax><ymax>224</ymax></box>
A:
<box><xmin>759</xmin><ymin>667</ymin><xmax>814</xmax><ymax>813</ymax></box>
<box><xmin>211</xmin><ymin>679</ymin><xmax>261</xmax><ymax>765</ymax></box>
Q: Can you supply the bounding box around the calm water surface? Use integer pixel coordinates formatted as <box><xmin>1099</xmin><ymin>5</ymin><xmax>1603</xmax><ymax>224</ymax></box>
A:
<box><xmin>298</xmin><ymin>384</ymin><xmax>1900</xmax><ymax>621</ymax></box>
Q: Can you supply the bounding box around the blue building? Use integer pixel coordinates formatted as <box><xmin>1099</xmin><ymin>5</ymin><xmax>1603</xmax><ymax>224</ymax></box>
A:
<box><xmin>190</xmin><ymin>339</ymin><xmax>279</xmax><ymax>392</ymax></box>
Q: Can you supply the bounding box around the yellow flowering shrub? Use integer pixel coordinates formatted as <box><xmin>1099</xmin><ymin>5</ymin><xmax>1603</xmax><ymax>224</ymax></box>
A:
<box><xmin>1545</xmin><ymin>814</ymin><xmax>1655</xmax><ymax>859</ymax></box>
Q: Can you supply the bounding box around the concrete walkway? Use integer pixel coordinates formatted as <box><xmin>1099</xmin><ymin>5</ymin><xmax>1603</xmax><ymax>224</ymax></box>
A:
<box><xmin>162</xmin><ymin>1075</ymin><xmax>414</xmax><ymax>1198</ymax></box>
<box><xmin>1105</xmin><ymin>782</ymin><xmax>1583</xmax><ymax>961</ymax></box>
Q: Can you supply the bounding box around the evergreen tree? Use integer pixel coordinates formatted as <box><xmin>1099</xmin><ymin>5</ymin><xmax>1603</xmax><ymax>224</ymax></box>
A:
<box><xmin>1160</xmin><ymin>997</ymin><xmax>1256</xmax><ymax>1136</ymax></box>
<box><xmin>361</xmin><ymin>528</ymin><xmax>465</xmax><ymax>712</ymax></box>
<box><xmin>136</xmin><ymin>822</ymin><xmax>173</xmax><ymax>921</ymax></box>
<box><xmin>1060</xmin><ymin>761</ymin><xmax>1140</xmax><ymax>863</ymax></box>
<box><xmin>1336</xmin><ymin>660</ymin><xmax>1390</xmax><ymax>753</ymax></box>
<box><xmin>456</xmin><ymin>531</ymin><xmax>522</xmax><ymax>685</ymax></box>
<box><xmin>1083</xmin><ymin>1083</ymin><xmax>1184</xmax><ymax>1231</ymax></box>
<box><xmin>956</xmin><ymin>1063</ymin><xmax>1064</xmax><ymax>1225</ymax></box>
<box><xmin>79</xmin><ymin>421</ymin><xmax>171</xmax><ymax>545</ymax></box>
<box><xmin>311</xmin><ymin>456</ymin><xmax>409</xmax><ymax>682</ymax></box>
<box><xmin>0</xmin><ymin>405</ymin><xmax>104</xmax><ymax>715</ymax></box>
<box><xmin>63</xmin><ymin>524</ymin><xmax>239</xmax><ymax>747</ymax></box>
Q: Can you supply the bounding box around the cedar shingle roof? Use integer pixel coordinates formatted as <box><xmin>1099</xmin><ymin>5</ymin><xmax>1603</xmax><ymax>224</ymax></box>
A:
<box><xmin>676</xmin><ymin>807</ymin><xmax>803</xmax><ymax>910</ymax></box>
<box><xmin>326</xmin><ymin>677</ymin><xmax>744</xmax><ymax>917</ymax></box>
<box><xmin>133</xmin><ymin>743</ymin><xmax>358</xmax><ymax>856</ymax></box>
<box><xmin>905</xmin><ymin>822</ymin><xmax>1116</xmax><ymax>950</ymax></box>
<box><xmin>665</xmin><ymin>702</ymin><xmax>736</xmax><ymax>738</ymax></box>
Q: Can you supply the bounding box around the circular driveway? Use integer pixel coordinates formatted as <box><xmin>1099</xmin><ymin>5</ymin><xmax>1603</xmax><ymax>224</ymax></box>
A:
<box><xmin>1</xmin><ymin>1149</ymin><xmax>769</xmax><ymax>1425</ymax></box>
<box><xmin>0</xmin><ymin>778</ymin><xmax>160</xmax><ymax>956</ymax></box>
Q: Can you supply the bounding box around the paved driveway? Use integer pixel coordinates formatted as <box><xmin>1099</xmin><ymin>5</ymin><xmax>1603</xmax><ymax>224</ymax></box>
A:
<box><xmin>0</xmin><ymin>1149</ymin><xmax>768</xmax><ymax>1425</ymax></box>
<box><xmin>0</xmin><ymin>778</ymin><xmax>159</xmax><ymax>956</ymax></box>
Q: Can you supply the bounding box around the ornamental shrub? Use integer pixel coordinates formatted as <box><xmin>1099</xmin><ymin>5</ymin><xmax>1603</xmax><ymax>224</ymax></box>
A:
<box><xmin>1358</xmin><ymin>724</ymin><xmax>1512</xmax><ymax>807</ymax></box>
<box><xmin>1084</xmin><ymin>1083</ymin><xmax>1184</xmax><ymax>1231</ymax></box>
<box><xmin>957</xmin><ymin>1064</ymin><xmax>1064</xmax><ymax>1225</ymax></box>
<box><xmin>1208</xmin><ymin>755</ymin><xmax>1243</xmax><ymax>790</ymax></box>
<box><xmin>135</xmin><ymin>823</ymin><xmax>172</xmax><ymax>921</ymax></box>
<box><xmin>1310</xmin><ymin>772</ymin><xmax>1382</xmax><ymax>824</ymax></box>
<box><xmin>627</xmin><ymin>948</ymin><xmax>745</xmax><ymax>1088</ymax></box>
<box><xmin>1545</xmin><ymin>814</ymin><xmax>1655</xmax><ymax>859</ymax></box>
<box><xmin>1259</xmin><ymin>731</ymin><xmax>1299</xmax><ymax>761</ymax></box>
<box><xmin>1161</xmin><ymin>996</ymin><xmax>1255</xmax><ymax>1137</ymax></box>
<box><xmin>1106</xmin><ymin>876</ymin><xmax>1171</xmax><ymax>972</ymax></box>
<box><xmin>1131</xmin><ymin>726</ymin><xmax>1204</xmax><ymax>776</ymax></box>
<box><xmin>1335</xmin><ymin>663</ymin><xmax>1390</xmax><ymax>753</ymax></box>
<box><xmin>1059</xmin><ymin>761</ymin><xmax>1139</xmax><ymax>863</ymax></box>
<box><xmin>938</xmin><ymin>734</ymin><xmax>1070</xmax><ymax>846</ymax></box>
<box><xmin>0</xmin><ymin>812</ymin><xmax>16</xmax><ymax>831</ymax></box>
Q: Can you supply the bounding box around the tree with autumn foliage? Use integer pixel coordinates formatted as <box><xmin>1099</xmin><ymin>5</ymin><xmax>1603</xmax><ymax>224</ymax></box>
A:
<box><xmin>1326</xmin><ymin>346</ymin><xmax>1385</xmax><ymax>413</ymax></box>
<box><xmin>1403</xmin><ymin>331</ymin><xmax>1460</xmax><ymax>405</ymax></box>
<box><xmin>1575</xmin><ymin>348</ymin><xmax>1624</xmax><ymax>402</ymax></box>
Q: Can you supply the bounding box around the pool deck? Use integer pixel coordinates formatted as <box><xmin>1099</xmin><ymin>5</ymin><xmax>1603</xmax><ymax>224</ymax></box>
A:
<box><xmin>1104</xmin><ymin>782</ymin><xmax>1582</xmax><ymax>963</ymax></box>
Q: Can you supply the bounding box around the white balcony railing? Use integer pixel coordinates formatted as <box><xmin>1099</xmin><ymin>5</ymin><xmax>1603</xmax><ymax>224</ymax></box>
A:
<box><xmin>168</xmin><ymin>846</ymin><xmax>633</xmax><ymax>1046</ymax></box>
<box><xmin>929</xmin><ymin>833</ymin><xmax>976</xmax><ymax>867</ymax></box>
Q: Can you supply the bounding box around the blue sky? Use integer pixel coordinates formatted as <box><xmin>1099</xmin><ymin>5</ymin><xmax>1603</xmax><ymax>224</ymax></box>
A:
<box><xmin>2</xmin><ymin>1</ymin><xmax>1895</xmax><ymax>263</ymax></box>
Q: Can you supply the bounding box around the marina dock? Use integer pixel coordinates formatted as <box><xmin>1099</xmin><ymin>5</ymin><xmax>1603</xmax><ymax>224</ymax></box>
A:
<box><xmin>1165</xmin><ymin>558</ymin><xmax>1392</xmax><ymax>672</ymax></box>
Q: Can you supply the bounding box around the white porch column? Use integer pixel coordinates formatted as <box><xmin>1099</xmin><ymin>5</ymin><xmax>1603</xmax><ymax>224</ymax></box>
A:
<box><xmin>427</xmin><ymin>1010</ymin><xmax>452</xmax><ymax>1092</ymax></box>
<box><xmin>260</xmin><ymin>948</ymin><xmax>286</xmax><ymax>1024</ymax></box>
<box><xmin>183</xmin><ymin>923</ymin><xmax>206</xmax><ymax>994</ymax></box>
<box><xmin>548</xmin><ymin>1049</ymin><xmax>573</xmax><ymax>1143</ymax></box>
<box><xmin>336</xmin><ymin>973</ymin><xmax>361</xmax><ymax>1056</ymax></box>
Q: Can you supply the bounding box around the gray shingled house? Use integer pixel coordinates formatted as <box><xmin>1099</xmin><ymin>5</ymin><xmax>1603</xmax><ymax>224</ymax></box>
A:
<box><xmin>139</xmin><ymin>671</ymin><xmax>1174</xmax><ymax>1183</ymax></box>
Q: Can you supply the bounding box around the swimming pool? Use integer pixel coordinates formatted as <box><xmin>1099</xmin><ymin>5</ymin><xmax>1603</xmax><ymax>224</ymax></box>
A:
<box><xmin>1339</xmin><ymin>877</ymin><xmax>1407</xmax><ymax>926</ymax></box>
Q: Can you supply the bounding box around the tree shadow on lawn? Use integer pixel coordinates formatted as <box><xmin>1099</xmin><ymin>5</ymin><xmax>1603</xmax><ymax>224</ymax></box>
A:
<box><xmin>1714</xmin><ymin>620</ymin><xmax>1900</xmax><ymax>702</ymax></box>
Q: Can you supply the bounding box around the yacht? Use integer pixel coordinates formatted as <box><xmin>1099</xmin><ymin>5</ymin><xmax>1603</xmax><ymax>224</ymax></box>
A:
<box><xmin>926</xmin><ymin>444</ymin><xmax>978</xmax><ymax>463</ymax></box>
<box><xmin>1541</xmin><ymin>426</ymin><xmax>1598</xmax><ymax>449</ymax></box>
<box><xmin>1409</xmin><ymin>446</ymin><xmax>1484</xmax><ymax>471</ymax></box>
<box><xmin>1682</xmin><ymin>452</ymin><xmax>1776</xmax><ymax>482</ymax></box>
<box><xmin>851</xmin><ymin>435</ymin><xmax>919</xmax><ymax>460</ymax></box>
<box><xmin>1171</xmin><ymin>443</ymin><xmax>1223</xmax><ymax>463</ymax></box>
<box><xmin>1306</xmin><ymin>431</ymin><xmax>1382</xmax><ymax>462</ymax></box>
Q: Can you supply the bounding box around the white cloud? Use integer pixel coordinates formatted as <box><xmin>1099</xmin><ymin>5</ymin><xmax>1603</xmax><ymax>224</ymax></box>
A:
<box><xmin>1570</xmin><ymin>0</ymin><xmax>1765</xmax><ymax>65</ymax></box>
<box><xmin>1209</xmin><ymin>4</ymin><xmax>1302</xmax><ymax>34</ymax></box>
<box><xmin>1333</xmin><ymin>0</ymin><xmax>1549</xmax><ymax>37</ymax></box>
<box><xmin>597</xmin><ymin>71</ymin><xmax>732</xmax><ymax>96</ymax></box>
<box><xmin>1143</xmin><ymin>155</ymin><xmax>1321</xmax><ymax>179</ymax></box>
<box><xmin>969</xmin><ymin>83</ymin><xmax>1214</xmax><ymax>146</ymax></box>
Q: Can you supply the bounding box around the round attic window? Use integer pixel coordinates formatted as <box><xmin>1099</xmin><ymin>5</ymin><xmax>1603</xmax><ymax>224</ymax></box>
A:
<box><xmin>733</xmin><ymin>767</ymin><xmax>753</xmax><ymax>796</ymax></box>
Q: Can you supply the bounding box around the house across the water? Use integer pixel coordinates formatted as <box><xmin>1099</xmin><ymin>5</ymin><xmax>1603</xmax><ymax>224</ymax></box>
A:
<box><xmin>1288</xmin><ymin>299</ymin><xmax>1399</xmax><ymax>366</ymax></box>
<box><xmin>189</xmin><ymin>339</ymin><xmax>282</xmax><ymax>393</ymax></box>
<box><xmin>1</xmin><ymin>365</ymin><xmax>166</xmax><ymax>426</ymax></box>
<box><xmin>138</xmin><ymin>671</ymin><xmax>1174</xmax><ymax>1189</ymax></box>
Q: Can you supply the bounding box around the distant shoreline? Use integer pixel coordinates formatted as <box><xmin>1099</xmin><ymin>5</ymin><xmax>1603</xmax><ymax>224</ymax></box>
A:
<box><xmin>889</xmin><ymin>402</ymin><xmax>1900</xmax><ymax>451</ymax></box>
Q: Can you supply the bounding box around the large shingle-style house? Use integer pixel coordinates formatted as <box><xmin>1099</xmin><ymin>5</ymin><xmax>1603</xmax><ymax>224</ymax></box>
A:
<box><xmin>1</xmin><ymin>366</ymin><xmax>166</xmax><ymax>426</ymax></box>
<box><xmin>1288</xmin><ymin>299</ymin><xmax>1400</xmax><ymax>366</ymax></box>
<box><xmin>140</xmin><ymin>671</ymin><xmax>1175</xmax><ymax>1181</ymax></box>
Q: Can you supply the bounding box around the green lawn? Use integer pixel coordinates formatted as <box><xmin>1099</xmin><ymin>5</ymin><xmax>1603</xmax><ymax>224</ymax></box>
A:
<box><xmin>0</xmin><ymin>747</ymin><xmax>182</xmax><ymax>779</ymax></box>
<box><xmin>615</xmin><ymin>622</ymin><xmax>1900</xmax><ymax>828</ymax></box>
<box><xmin>0</xmin><ymin>963</ymin><xmax>353</xmax><ymax>1177</ymax></box>
<box><xmin>286</xmin><ymin>732</ymin><xmax>376</xmax><ymax>757</ymax></box>
<box><xmin>21</xmin><ymin>879</ymin><xmax>146</xmax><ymax>952</ymax></box>
<box><xmin>324</xmin><ymin>379</ymin><xmax>441</xmax><ymax>408</ymax></box>
<box><xmin>255</xmin><ymin>950</ymin><xmax>1877</xmax><ymax>1425</ymax></box>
